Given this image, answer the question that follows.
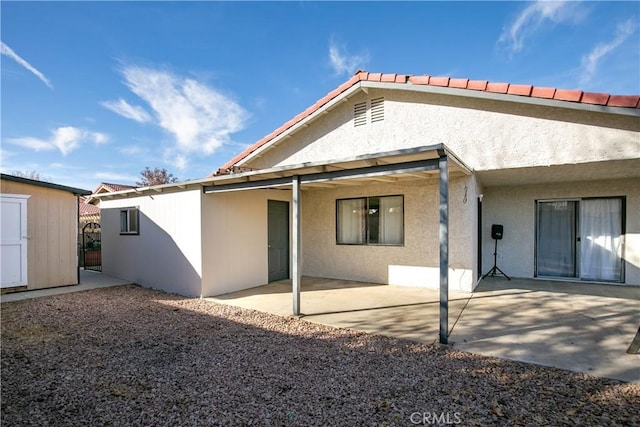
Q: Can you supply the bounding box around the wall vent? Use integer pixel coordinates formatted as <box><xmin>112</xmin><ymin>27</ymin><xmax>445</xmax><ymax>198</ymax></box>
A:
<box><xmin>353</xmin><ymin>101</ymin><xmax>367</xmax><ymax>127</ymax></box>
<box><xmin>371</xmin><ymin>97</ymin><xmax>384</xmax><ymax>122</ymax></box>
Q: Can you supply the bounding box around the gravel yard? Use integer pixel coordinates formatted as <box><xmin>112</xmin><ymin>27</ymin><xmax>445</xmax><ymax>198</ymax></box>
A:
<box><xmin>2</xmin><ymin>285</ymin><xmax>638</xmax><ymax>426</ymax></box>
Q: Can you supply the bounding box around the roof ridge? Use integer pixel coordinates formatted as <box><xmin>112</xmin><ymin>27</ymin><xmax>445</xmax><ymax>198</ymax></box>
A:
<box><xmin>212</xmin><ymin>71</ymin><xmax>639</xmax><ymax>176</ymax></box>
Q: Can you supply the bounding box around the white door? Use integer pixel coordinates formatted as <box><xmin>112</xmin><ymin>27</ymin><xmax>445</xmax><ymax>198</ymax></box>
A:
<box><xmin>1</xmin><ymin>195</ymin><xmax>29</xmax><ymax>288</ymax></box>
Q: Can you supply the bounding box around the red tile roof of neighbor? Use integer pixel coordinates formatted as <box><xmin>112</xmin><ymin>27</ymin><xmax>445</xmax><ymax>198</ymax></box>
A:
<box><xmin>79</xmin><ymin>198</ymin><xmax>100</xmax><ymax>216</ymax></box>
<box><xmin>214</xmin><ymin>70</ymin><xmax>640</xmax><ymax>175</ymax></box>
<box><xmin>95</xmin><ymin>182</ymin><xmax>136</xmax><ymax>192</ymax></box>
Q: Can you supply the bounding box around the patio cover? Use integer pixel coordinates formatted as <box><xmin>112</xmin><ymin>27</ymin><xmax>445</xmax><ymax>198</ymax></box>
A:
<box><xmin>203</xmin><ymin>143</ymin><xmax>472</xmax><ymax>344</ymax></box>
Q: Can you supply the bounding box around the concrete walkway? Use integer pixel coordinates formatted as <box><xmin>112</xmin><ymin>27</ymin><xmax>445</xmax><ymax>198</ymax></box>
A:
<box><xmin>0</xmin><ymin>270</ymin><xmax>132</xmax><ymax>303</ymax></box>
<box><xmin>209</xmin><ymin>276</ymin><xmax>640</xmax><ymax>383</ymax></box>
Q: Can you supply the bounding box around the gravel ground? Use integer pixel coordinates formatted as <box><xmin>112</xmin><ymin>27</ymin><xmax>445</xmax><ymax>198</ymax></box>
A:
<box><xmin>2</xmin><ymin>285</ymin><xmax>638</xmax><ymax>426</ymax></box>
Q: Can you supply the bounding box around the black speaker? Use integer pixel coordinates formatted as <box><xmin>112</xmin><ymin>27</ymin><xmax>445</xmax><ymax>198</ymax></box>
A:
<box><xmin>491</xmin><ymin>224</ymin><xmax>503</xmax><ymax>240</ymax></box>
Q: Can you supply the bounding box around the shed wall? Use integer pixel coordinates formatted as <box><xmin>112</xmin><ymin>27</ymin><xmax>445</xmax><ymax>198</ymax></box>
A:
<box><xmin>1</xmin><ymin>179</ymin><xmax>78</xmax><ymax>289</ymax></box>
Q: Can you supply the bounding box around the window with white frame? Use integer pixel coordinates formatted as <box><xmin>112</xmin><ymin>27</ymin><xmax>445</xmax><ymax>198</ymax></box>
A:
<box><xmin>120</xmin><ymin>207</ymin><xmax>139</xmax><ymax>235</ymax></box>
<box><xmin>336</xmin><ymin>195</ymin><xmax>404</xmax><ymax>245</ymax></box>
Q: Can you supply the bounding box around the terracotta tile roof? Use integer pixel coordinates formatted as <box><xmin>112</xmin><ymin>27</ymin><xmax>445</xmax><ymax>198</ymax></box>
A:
<box><xmin>214</xmin><ymin>71</ymin><xmax>640</xmax><ymax>175</ymax></box>
<box><xmin>79</xmin><ymin>199</ymin><xmax>100</xmax><ymax>216</ymax></box>
<box><xmin>94</xmin><ymin>182</ymin><xmax>136</xmax><ymax>193</ymax></box>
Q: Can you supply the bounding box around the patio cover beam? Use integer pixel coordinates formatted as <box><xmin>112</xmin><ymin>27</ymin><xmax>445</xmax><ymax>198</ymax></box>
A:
<box><xmin>439</xmin><ymin>151</ymin><xmax>449</xmax><ymax>345</ymax></box>
<box><xmin>203</xmin><ymin>159</ymin><xmax>440</xmax><ymax>193</ymax></box>
<box><xmin>299</xmin><ymin>159</ymin><xmax>438</xmax><ymax>184</ymax></box>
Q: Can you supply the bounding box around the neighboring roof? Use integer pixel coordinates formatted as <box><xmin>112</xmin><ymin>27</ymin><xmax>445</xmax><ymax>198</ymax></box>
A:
<box><xmin>215</xmin><ymin>70</ymin><xmax>640</xmax><ymax>175</ymax></box>
<box><xmin>94</xmin><ymin>182</ymin><xmax>136</xmax><ymax>193</ymax></box>
<box><xmin>0</xmin><ymin>173</ymin><xmax>91</xmax><ymax>196</ymax></box>
<box><xmin>79</xmin><ymin>197</ymin><xmax>100</xmax><ymax>216</ymax></box>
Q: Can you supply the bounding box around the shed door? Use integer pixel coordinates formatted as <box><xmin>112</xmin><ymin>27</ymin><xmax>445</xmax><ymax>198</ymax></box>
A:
<box><xmin>1</xmin><ymin>195</ymin><xmax>29</xmax><ymax>287</ymax></box>
<box><xmin>268</xmin><ymin>200</ymin><xmax>289</xmax><ymax>282</ymax></box>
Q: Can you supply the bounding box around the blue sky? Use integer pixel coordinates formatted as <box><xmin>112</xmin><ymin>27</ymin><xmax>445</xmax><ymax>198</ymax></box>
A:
<box><xmin>1</xmin><ymin>1</ymin><xmax>638</xmax><ymax>191</ymax></box>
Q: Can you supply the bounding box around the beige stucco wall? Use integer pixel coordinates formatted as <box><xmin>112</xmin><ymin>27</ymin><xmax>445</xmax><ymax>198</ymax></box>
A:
<box><xmin>201</xmin><ymin>189</ymin><xmax>292</xmax><ymax>297</ymax></box>
<box><xmin>481</xmin><ymin>178</ymin><xmax>640</xmax><ymax>285</ymax></box>
<box><xmin>1</xmin><ymin>180</ymin><xmax>78</xmax><ymax>289</ymax></box>
<box><xmin>246</xmin><ymin>89</ymin><xmax>638</xmax><ymax>172</ymax></box>
<box><xmin>100</xmin><ymin>189</ymin><xmax>203</xmax><ymax>297</ymax></box>
<box><xmin>302</xmin><ymin>176</ymin><xmax>478</xmax><ymax>292</ymax></box>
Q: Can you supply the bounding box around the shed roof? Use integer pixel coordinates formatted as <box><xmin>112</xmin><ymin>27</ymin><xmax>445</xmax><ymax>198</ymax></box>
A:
<box><xmin>1</xmin><ymin>173</ymin><xmax>91</xmax><ymax>196</ymax></box>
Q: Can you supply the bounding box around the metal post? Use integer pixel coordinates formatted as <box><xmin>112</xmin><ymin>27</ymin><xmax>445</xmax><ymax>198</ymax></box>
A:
<box><xmin>439</xmin><ymin>153</ymin><xmax>449</xmax><ymax>345</ymax></box>
<box><xmin>292</xmin><ymin>175</ymin><xmax>301</xmax><ymax>315</ymax></box>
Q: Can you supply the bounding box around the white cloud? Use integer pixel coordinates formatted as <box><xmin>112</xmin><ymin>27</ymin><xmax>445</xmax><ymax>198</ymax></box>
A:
<box><xmin>7</xmin><ymin>126</ymin><xmax>108</xmax><ymax>155</ymax></box>
<box><xmin>101</xmin><ymin>98</ymin><xmax>152</xmax><ymax>123</ymax></box>
<box><xmin>120</xmin><ymin>145</ymin><xmax>148</xmax><ymax>156</ymax></box>
<box><xmin>499</xmin><ymin>1</ymin><xmax>586</xmax><ymax>54</ymax></box>
<box><xmin>94</xmin><ymin>171</ymin><xmax>138</xmax><ymax>183</ymax></box>
<box><xmin>329</xmin><ymin>40</ymin><xmax>369</xmax><ymax>76</ymax></box>
<box><xmin>1</xmin><ymin>41</ymin><xmax>53</xmax><ymax>89</ymax></box>
<box><xmin>104</xmin><ymin>65</ymin><xmax>249</xmax><ymax>170</ymax></box>
<box><xmin>579</xmin><ymin>19</ymin><xmax>637</xmax><ymax>85</ymax></box>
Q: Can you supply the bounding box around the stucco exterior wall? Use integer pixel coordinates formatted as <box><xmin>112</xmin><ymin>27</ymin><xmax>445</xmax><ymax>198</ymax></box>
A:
<box><xmin>1</xmin><ymin>180</ymin><xmax>78</xmax><ymax>289</ymax></box>
<box><xmin>201</xmin><ymin>189</ymin><xmax>292</xmax><ymax>297</ymax></box>
<box><xmin>101</xmin><ymin>190</ymin><xmax>203</xmax><ymax>297</ymax></box>
<box><xmin>302</xmin><ymin>176</ymin><xmax>477</xmax><ymax>292</ymax></box>
<box><xmin>246</xmin><ymin>89</ymin><xmax>638</xmax><ymax>172</ymax></box>
<box><xmin>481</xmin><ymin>178</ymin><xmax>640</xmax><ymax>285</ymax></box>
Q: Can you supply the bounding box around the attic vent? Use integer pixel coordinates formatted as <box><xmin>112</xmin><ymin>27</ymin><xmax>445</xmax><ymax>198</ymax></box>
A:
<box><xmin>371</xmin><ymin>97</ymin><xmax>384</xmax><ymax>122</ymax></box>
<box><xmin>354</xmin><ymin>101</ymin><xmax>367</xmax><ymax>127</ymax></box>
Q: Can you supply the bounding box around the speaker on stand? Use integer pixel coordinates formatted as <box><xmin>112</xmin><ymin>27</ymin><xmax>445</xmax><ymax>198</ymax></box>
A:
<box><xmin>482</xmin><ymin>224</ymin><xmax>511</xmax><ymax>280</ymax></box>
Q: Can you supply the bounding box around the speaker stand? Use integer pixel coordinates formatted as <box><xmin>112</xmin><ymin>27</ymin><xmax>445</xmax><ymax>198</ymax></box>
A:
<box><xmin>482</xmin><ymin>239</ymin><xmax>511</xmax><ymax>280</ymax></box>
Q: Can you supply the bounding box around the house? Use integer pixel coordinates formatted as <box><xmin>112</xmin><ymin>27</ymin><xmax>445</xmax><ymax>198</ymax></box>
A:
<box><xmin>1</xmin><ymin>173</ymin><xmax>91</xmax><ymax>292</ymax></box>
<box><xmin>95</xmin><ymin>71</ymin><xmax>639</xmax><ymax>324</ymax></box>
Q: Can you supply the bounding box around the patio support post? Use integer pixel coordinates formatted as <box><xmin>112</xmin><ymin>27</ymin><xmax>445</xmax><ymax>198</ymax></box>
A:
<box><xmin>292</xmin><ymin>175</ymin><xmax>301</xmax><ymax>316</ymax></box>
<box><xmin>438</xmin><ymin>151</ymin><xmax>449</xmax><ymax>345</ymax></box>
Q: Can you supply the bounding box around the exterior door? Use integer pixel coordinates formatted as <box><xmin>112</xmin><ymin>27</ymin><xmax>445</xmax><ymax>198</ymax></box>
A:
<box><xmin>536</xmin><ymin>198</ymin><xmax>624</xmax><ymax>282</ymax></box>
<box><xmin>268</xmin><ymin>200</ymin><xmax>289</xmax><ymax>282</ymax></box>
<box><xmin>1</xmin><ymin>195</ymin><xmax>29</xmax><ymax>288</ymax></box>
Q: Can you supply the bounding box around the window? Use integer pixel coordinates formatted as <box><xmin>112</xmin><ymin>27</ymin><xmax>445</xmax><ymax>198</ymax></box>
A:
<box><xmin>120</xmin><ymin>207</ymin><xmax>139</xmax><ymax>235</ymax></box>
<box><xmin>336</xmin><ymin>195</ymin><xmax>403</xmax><ymax>245</ymax></box>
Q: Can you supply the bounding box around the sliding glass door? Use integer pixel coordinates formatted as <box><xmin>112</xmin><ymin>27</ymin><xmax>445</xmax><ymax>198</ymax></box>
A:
<box><xmin>536</xmin><ymin>197</ymin><xmax>624</xmax><ymax>282</ymax></box>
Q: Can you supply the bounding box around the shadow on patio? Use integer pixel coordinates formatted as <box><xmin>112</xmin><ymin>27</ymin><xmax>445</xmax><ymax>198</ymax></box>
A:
<box><xmin>209</xmin><ymin>276</ymin><xmax>472</xmax><ymax>345</ymax></box>
<box><xmin>208</xmin><ymin>276</ymin><xmax>640</xmax><ymax>382</ymax></box>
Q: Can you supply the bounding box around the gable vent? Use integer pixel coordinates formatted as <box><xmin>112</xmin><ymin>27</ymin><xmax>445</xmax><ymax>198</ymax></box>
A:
<box><xmin>371</xmin><ymin>97</ymin><xmax>384</xmax><ymax>122</ymax></box>
<box><xmin>353</xmin><ymin>101</ymin><xmax>367</xmax><ymax>127</ymax></box>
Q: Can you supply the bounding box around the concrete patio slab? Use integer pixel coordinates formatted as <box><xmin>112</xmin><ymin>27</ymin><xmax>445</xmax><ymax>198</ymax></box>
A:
<box><xmin>0</xmin><ymin>269</ymin><xmax>132</xmax><ymax>303</ymax></box>
<box><xmin>452</xmin><ymin>277</ymin><xmax>640</xmax><ymax>383</ymax></box>
<box><xmin>209</xmin><ymin>276</ymin><xmax>640</xmax><ymax>383</ymax></box>
<box><xmin>209</xmin><ymin>277</ymin><xmax>472</xmax><ymax>343</ymax></box>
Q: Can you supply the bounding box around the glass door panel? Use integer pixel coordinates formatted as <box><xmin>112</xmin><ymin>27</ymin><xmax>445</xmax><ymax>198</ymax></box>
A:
<box><xmin>537</xmin><ymin>201</ymin><xmax>577</xmax><ymax>277</ymax></box>
<box><xmin>580</xmin><ymin>198</ymin><xmax>623</xmax><ymax>282</ymax></box>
